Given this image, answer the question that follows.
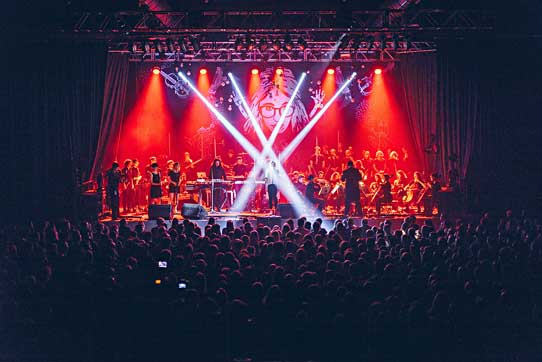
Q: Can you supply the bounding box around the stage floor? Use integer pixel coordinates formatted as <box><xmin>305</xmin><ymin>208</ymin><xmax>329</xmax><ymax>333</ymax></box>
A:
<box><xmin>99</xmin><ymin>208</ymin><xmax>439</xmax><ymax>233</ymax></box>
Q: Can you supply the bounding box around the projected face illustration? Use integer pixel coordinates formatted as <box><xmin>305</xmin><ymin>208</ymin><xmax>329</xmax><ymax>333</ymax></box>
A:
<box><xmin>242</xmin><ymin>68</ymin><xmax>311</xmax><ymax>135</ymax></box>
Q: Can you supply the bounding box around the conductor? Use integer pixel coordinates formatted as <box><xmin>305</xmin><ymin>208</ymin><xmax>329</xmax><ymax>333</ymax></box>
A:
<box><xmin>341</xmin><ymin>160</ymin><xmax>363</xmax><ymax>217</ymax></box>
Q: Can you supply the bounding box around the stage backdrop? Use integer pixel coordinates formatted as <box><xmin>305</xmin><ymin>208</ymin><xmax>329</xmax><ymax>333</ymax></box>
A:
<box><xmin>92</xmin><ymin>60</ymin><xmax>422</xmax><ymax>177</ymax></box>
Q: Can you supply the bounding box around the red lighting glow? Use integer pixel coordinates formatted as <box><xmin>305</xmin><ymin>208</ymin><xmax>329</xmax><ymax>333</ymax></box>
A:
<box><xmin>251</xmin><ymin>68</ymin><xmax>259</xmax><ymax>75</ymax></box>
<box><xmin>327</xmin><ymin>68</ymin><xmax>335</xmax><ymax>75</ymax></box>
<box><xmin>152</xmin><ymin>66</ymin><xmax>160</xmax><ymax>75</ymax></box>
<box><xmin>199</xmin><ymin>68</ymin><xmax>208</xmax><ymax>75</ymax></box>
<box><xmin>374</xmin><ymin>68</ymin><xmax>382</xmax><ymax>75</ymax></box>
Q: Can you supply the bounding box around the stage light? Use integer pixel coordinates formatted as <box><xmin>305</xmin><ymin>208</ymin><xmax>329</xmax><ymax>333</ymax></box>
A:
<box><xmin>144</xmin><ymin>42</ymin><xmax>151</xmax><ymax>54</ymax></box>
<box><xmin>246</xmin><ymin>36</ymin><xmax>255</xmax><ymax>51</ymax></box>
<box><xmin>152</xmin><ymin>66</ymin><xmax>160</xmax><ymax>75</ymax></box>
<box><xmin>284</xmin><ymin>34</ymin><xmax>294</xmax><ymax>51</ymax></box>
<box><xmin>374</xmin><ymin>68</ymin><xmax>382</xmax><ymax>75</ymax></box>
<box><xmin>190</xmin><ymin>36</ymin><xmax>201</xmax><ymax>52</ymax></box>
<box><xmin>251</xmin><ymin>68</ymin><xmax>259</xmax><ymax>75</ymax></box>
<box><xmin>199</xmin><ymin>68</ymin><xmax>208</xmax><ymax>75</ymax></box>
<box><xmin>272</xmin><ymin>39</ymin><xmax>281</xmax><ymax>51</ymax></box>
<box><xmin>275</xmin><ymin>67</ymin><xmax>283</xmax><ymax>75</ymax></box>
<box><xmin>327</xmin><ymin>68</ymin><xmax>335</xmax><ymax>75</ymax></box>
<box><xmin>179</xmin><ymin>37</ymin><xmax>188</xmax><ymax>53</ymax></box>
<box><xmin>234</xmin><ymin>38</ymin><xmax>243</xmax><ymax>51</ymax></box>
<box><xmin>258</xmin><ymin>38</ymin><xmax>268</xmax><ymax>52</ymax></box>
<box><xmin>298</xmin><ymin>37</ymin><xmax>308</xmax><ymax>51</ymax></box>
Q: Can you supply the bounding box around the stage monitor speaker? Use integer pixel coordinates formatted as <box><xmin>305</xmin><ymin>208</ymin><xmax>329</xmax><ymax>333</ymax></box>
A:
<box><xmin>181</xmin><ymin>203</ymin><xmax>208</xmax><ymax>220</ymax></box>
<box><xmin>148</xmin><ymin>204</ymin><xmax>172</xmax><ymax>220</ymax></box>
<box><xmin>278</xmin><ymin>203</ymin><xmax>297</xmax><ymax>219</ymax></box>
<box><xmin>79</xmin><ymin>191</ymin><xmax>103</xmax><ymax>221</ymax></box>
<box><xmin>256</xmin><ymin>216</ymin><xmax>282</xmax><ymax>228</ymax></box>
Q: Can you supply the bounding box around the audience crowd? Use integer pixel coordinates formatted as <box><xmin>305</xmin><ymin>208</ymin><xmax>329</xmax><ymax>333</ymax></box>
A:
<box><xmin>2</xmin><ymin>210</ymin><xmax>542</xmax><ymax>361</ymax></box>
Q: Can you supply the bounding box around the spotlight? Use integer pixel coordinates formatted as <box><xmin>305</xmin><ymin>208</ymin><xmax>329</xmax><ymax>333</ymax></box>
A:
<box><xmin>200</xmin><ymin>68</ymin><xmax>208</xmax><ymax>75</ymax></box>
<box><xmin>374</xmin><ymin>68</ymin><xmax>382</xmax><ymax>75</ymax></box>
<box><xmin>258</xmin><ymin>38</ymin><xmax>268</xmax><ymax>52</ymax></box>
<box><xmin>129</xmin><ymin>42</ymin><xmax>138</xmax><ymax>53</ymax></box>
<box><xmin>246</xmin><ymin>36</ymin><xmax>255</xmax><ymax>51</ymax></box>
<box><xmin>251</xmin><ymin>68</ymin><xmax>259</xmax><ymax>75</ymax></box>
<box><xmin>179</xmin><ymin>37</ymin><xmax>188</xmax><ymax>53</ymax></box>
<box><xmin>275</xmin><ymin>67</ymin><xmax>284</xmax><ymax>75</ymax></box>
<box><xmin>152</xmin><ymin>66</ymin><xmax>160</xmax><ymax>75</ymax></box>
<box><xmin>190</xmin><ymin>36</ymin><xmax>200</xmax><ymax>52</ymax></box>
<box><xmin>144</xmin><ymin>42</ymin><xmax>151</xmax><ymax>54</ymax></box>
<box><xmin>235</xmin><ymin>38</ymin><xmax>244</xmax><ymax>52</ymax></box>
<box><xmin>272</xmin><ymin>39</ymin><xmax>282</xmax><ymax>51</ymax></box>
<box><xmin>284</xmin><ymin>34</ymin><xmax>293</xmax><ymax>51</ymax></box>
<box><xmin>297</xmin><ymin>37</ymin><xmax>308</xmax><ymax>51</ymax></box>
<box><xmin>327</xmin><ymin>67</ymin><xmax>335</xmax><ymax>75</ymax></box>
<box><xmin>167</xmin><ymin>40</ymin><xmax>175</xmax><ymax>53</ymax></box>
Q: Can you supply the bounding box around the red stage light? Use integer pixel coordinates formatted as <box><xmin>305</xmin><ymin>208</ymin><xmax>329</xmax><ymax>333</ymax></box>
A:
<box><xmin>152</xmin><ymin>66</ymin><xmax>160</xmax><ymax>75</ymax></box>
<box><xmin>275</xmin><ymin>68</ymin><xmax>283</xmax><ymax>75</ymax></box>
<box><xmin>327</xmin><ymin>68</ymin><xmax>335</xmax><ymax>75</ymax></box>
<box><xmin>374</xmin><ymin>68</ymin><xmax>382</xmax><ymax>75</ymax></box>
<box><xmin>199</xmin><ymin>68</ymin><xmax>208</xmax><ymax>75</ymax></box>
<box><xmin>251</xmin><ymin>68</ymin><xmax>259</xmax><ymax>75</ymax></box>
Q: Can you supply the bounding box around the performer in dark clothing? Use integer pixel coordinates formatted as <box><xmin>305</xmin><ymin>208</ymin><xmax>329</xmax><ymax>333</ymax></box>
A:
<box><xmin>264</xmin><ymin>160</ymin><xmax>279</xmax><ymax>212</ymax></box>
<box><xmin>149</xmin><ymin>163</ymin><xmax>162</xmax><ymax>205</ymax></box>
<box><xmin>168</xmin><ymin>162</ymin><xmax>182</xmax><ymax>212</ymax></box>
<box><xmin>376</xmin><ymin>174</ymin><xmax>393</xmax><ymax>215</ymax></box>
<box><xmin>427</xmin><ymin>172</ymin><xmax>442</xmax><ymax>215</ymax></box>
<box><xmin>305</xmin><ymin>175</ymin><xmax>325</xmax><ymax>212</ymax></box>
<box><xmin>106</xmin><ymin>162</ymin><xmax>122</xmax><ymax>220</ymax></box>
<box><xmin>232</xmin><ymin>157</ymin><xmax>248</xmax><ymax>178</ymax></box>
<box><xmin>209</xmin><ymin>159</ymin><xmax>227</xmax><ymax>211</ymax></box>
<box><xmin>341</xmin><ymin>160</ymin><xmax>362</xmax><ymax>217</ymax></box>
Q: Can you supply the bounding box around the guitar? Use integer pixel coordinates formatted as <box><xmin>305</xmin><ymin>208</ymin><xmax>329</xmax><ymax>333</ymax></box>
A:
<box><xmin>183</xmin><ymin>158</ymin><xmax>202</xmax><ymax>170</ymax></box>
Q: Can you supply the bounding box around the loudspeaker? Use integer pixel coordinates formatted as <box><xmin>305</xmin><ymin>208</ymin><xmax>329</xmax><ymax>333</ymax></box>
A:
<box><xmin>278</xmin><ymin>203</ymin><xmax>297</xmax><ymax>218</ymax></box>
<box><xmin>148</xmin><ymin>204</ymin><xmax>172</xmax><ymax>220</ymax></box>
<box><xmin>181</xmin><ymin>203</ymin><xmax>208</xmax><ymax>219</ymax></box>
<box><xmin>79</xmin><ymin>191</ymin><xmax>103</xmax><ymax>221</ymax></box>
<box><xmin>256</xmin><ymin>216</ymin><xmax>282</xmax><ymax>228</ymax></box>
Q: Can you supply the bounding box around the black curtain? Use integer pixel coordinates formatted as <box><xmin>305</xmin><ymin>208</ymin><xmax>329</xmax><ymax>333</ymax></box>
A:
<box><xmin>398</xmin><ymin>43</ymin><xmax>493</xmax><ymax>210</ymax></box>
<box><xmin>398</xmin><ymin>53</ymin><xmax>438</xmax><ymax>174</ymax></box>
<box><xmin>90</xmin><ymin>53</ymin><xmax>130</xmax><ymax>180</ymax></box>
<box><xmin>3</xmin><ymin>41</ymin><xmax>107</xmax><ymax>220</ymax></box>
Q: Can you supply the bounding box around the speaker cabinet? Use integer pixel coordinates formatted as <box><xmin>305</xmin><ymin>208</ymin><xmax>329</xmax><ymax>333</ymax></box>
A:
<box><xmin>148</xmin><ymin>204</ymin><xmax>172</xmax><ymax>220</ymax></box>
<box><xmin>181</xmin><ymin>203</ymin><xmax>208</xmax><ymax>220</ymax></box>
<box><xmin>278</xmin><ymin>203</ymin><xmax>297</xmax><ymax>218</ymax></box>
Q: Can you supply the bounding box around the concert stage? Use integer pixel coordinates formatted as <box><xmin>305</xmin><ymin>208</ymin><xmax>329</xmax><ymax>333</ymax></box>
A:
<box><xmin>99</xmin><ymin>208</ymin><xmax>440</xmax><ymax>234</ymax></box>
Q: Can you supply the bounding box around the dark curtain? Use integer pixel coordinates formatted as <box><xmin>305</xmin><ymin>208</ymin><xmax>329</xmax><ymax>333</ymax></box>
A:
<box><xmin>90</xmin><ymin>53</ymin><xmax>130</xmax><ymax>179</ymax></box>
<box><xmin>3</xmin><ymin>41</ymin><xmax>107</xmax><ymax>220</ymax></box>
<box><xmin>398</xmin><ymin>44</ymin><xmax>491</xmax><ymax>207</ymax></box>
<box><xmin>398</xmin><ymin>53</ymin><xmax>438</xmax><ymax>174</ymax></box>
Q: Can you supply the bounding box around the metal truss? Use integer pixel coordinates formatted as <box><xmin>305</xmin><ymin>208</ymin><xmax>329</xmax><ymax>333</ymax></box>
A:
<box><xmin>69</xmin><ymin>9</ymin><xmax>494</xmax><ymax>35</ymax></box>
<box><xmin>116</xmin><ymin>40</ymin><xmax>437</xmax><ymax>63</ymax></box>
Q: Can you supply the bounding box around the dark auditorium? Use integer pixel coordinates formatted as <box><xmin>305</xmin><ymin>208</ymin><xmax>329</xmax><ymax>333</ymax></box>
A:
<box><xmin>3</xmin><ymin>0</ymin><xmax>542</xmax><ymax>361</ymax></box>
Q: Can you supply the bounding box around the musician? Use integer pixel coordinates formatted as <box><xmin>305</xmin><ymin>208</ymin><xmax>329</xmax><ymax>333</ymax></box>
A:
<box><xmin>148</xmin><ymin>163</ymin><xmax>162</xmax><ymax>205</ymax></box>
<box><xmin>182</xmin><ymin>152</ymin><xmax>196</xmax><ymax>181</ymax></box>
<box><xmin>130</xmin><ymin>159</ymin><xmax>142</xmax><ymax>211</ymax></box>
<box><xmin>342</xmin><ymin>149</ymin><xmax>355</xmax><ymax>171</ymax></box>
<box><xmin>403</xmin><ymin>171</ymin><xmax>427</xmax><ymax>212</ymax></box>
<box><xmin>427</xmin><ymin>172</ymin><xmax>442</xmax><ymax>215</ymax></box>
<box><xmin>209</xmin><ymin>159</ymin><xmax>227</xmax><ymax>211</ymax></box>
<box><xmin>361</xmin><ymin>151</ymin><xmax>373</xmax><ymax>179</ymax></box>
<box><xmin>145</xmin><ymin>156</ymin><xmax>158</xmax><ymax>175</ymax></box>
<box><xmin>168</xmin><ymin>162</ymin><xmax>182</xmax><ymax>212</ymax></box>
<box><xmin>264</xmin><ymin>160</ymin><xmax>279</xmax><ymax>212</ymax></box>
<box><xmin>373</xmin><ymin>150</ymin><xmax>387</xmax><ymax>175</ymax></box>
<box><xmin>224</xmin><ymin>149</ymin><xmax>236</xmax><ymax>170</ymax></box>
<box><xmin>293</xmin><ymin>174</ymin><xmax>306</xmax><ymax>196</ymax></box>
<box><xmin>106</xmin><ymin>162</ymin><xmax>121</xmax><ymax>220</ymax></box>
<box><xmin>327</xmin><ymin>148</ymin><xmax>341</xmax><ymax>175</ymax></box>
<box><xmin>232</xmin><ymin>156</ymin><xmax>248</xmax><ymax>178</ymax></box>
<box><xmin>388</xmin><ymin>150</ymin><xmax>400</xmax><ymax>174</ymax></box>
<box><xmin>341</xmin><ymin>160</ymin><xmax>362</xmax><ymax>217</ymax></box>
<box><xmin>120</xmin><ymin>159</ymin><xmax>133</xmax><ymax>213</ymax></box>
<box><xmin>376</xmin><ymin>174</ymin><xmax>393</xmax><ymax>216</ymax></box>
<box><xmin>305</xmin><ymin>175</ymin><xmax>325</xmax><ymax>212</ymax></box>
<box><xmin>329</xmin><ymin>171</ymin><xmax>344</xmax><ymax>212</ymax></box>
<box><xmin>310</xmin><ymin>146</ymin><xmax>326</xmax><ymax>174</ymax></box>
